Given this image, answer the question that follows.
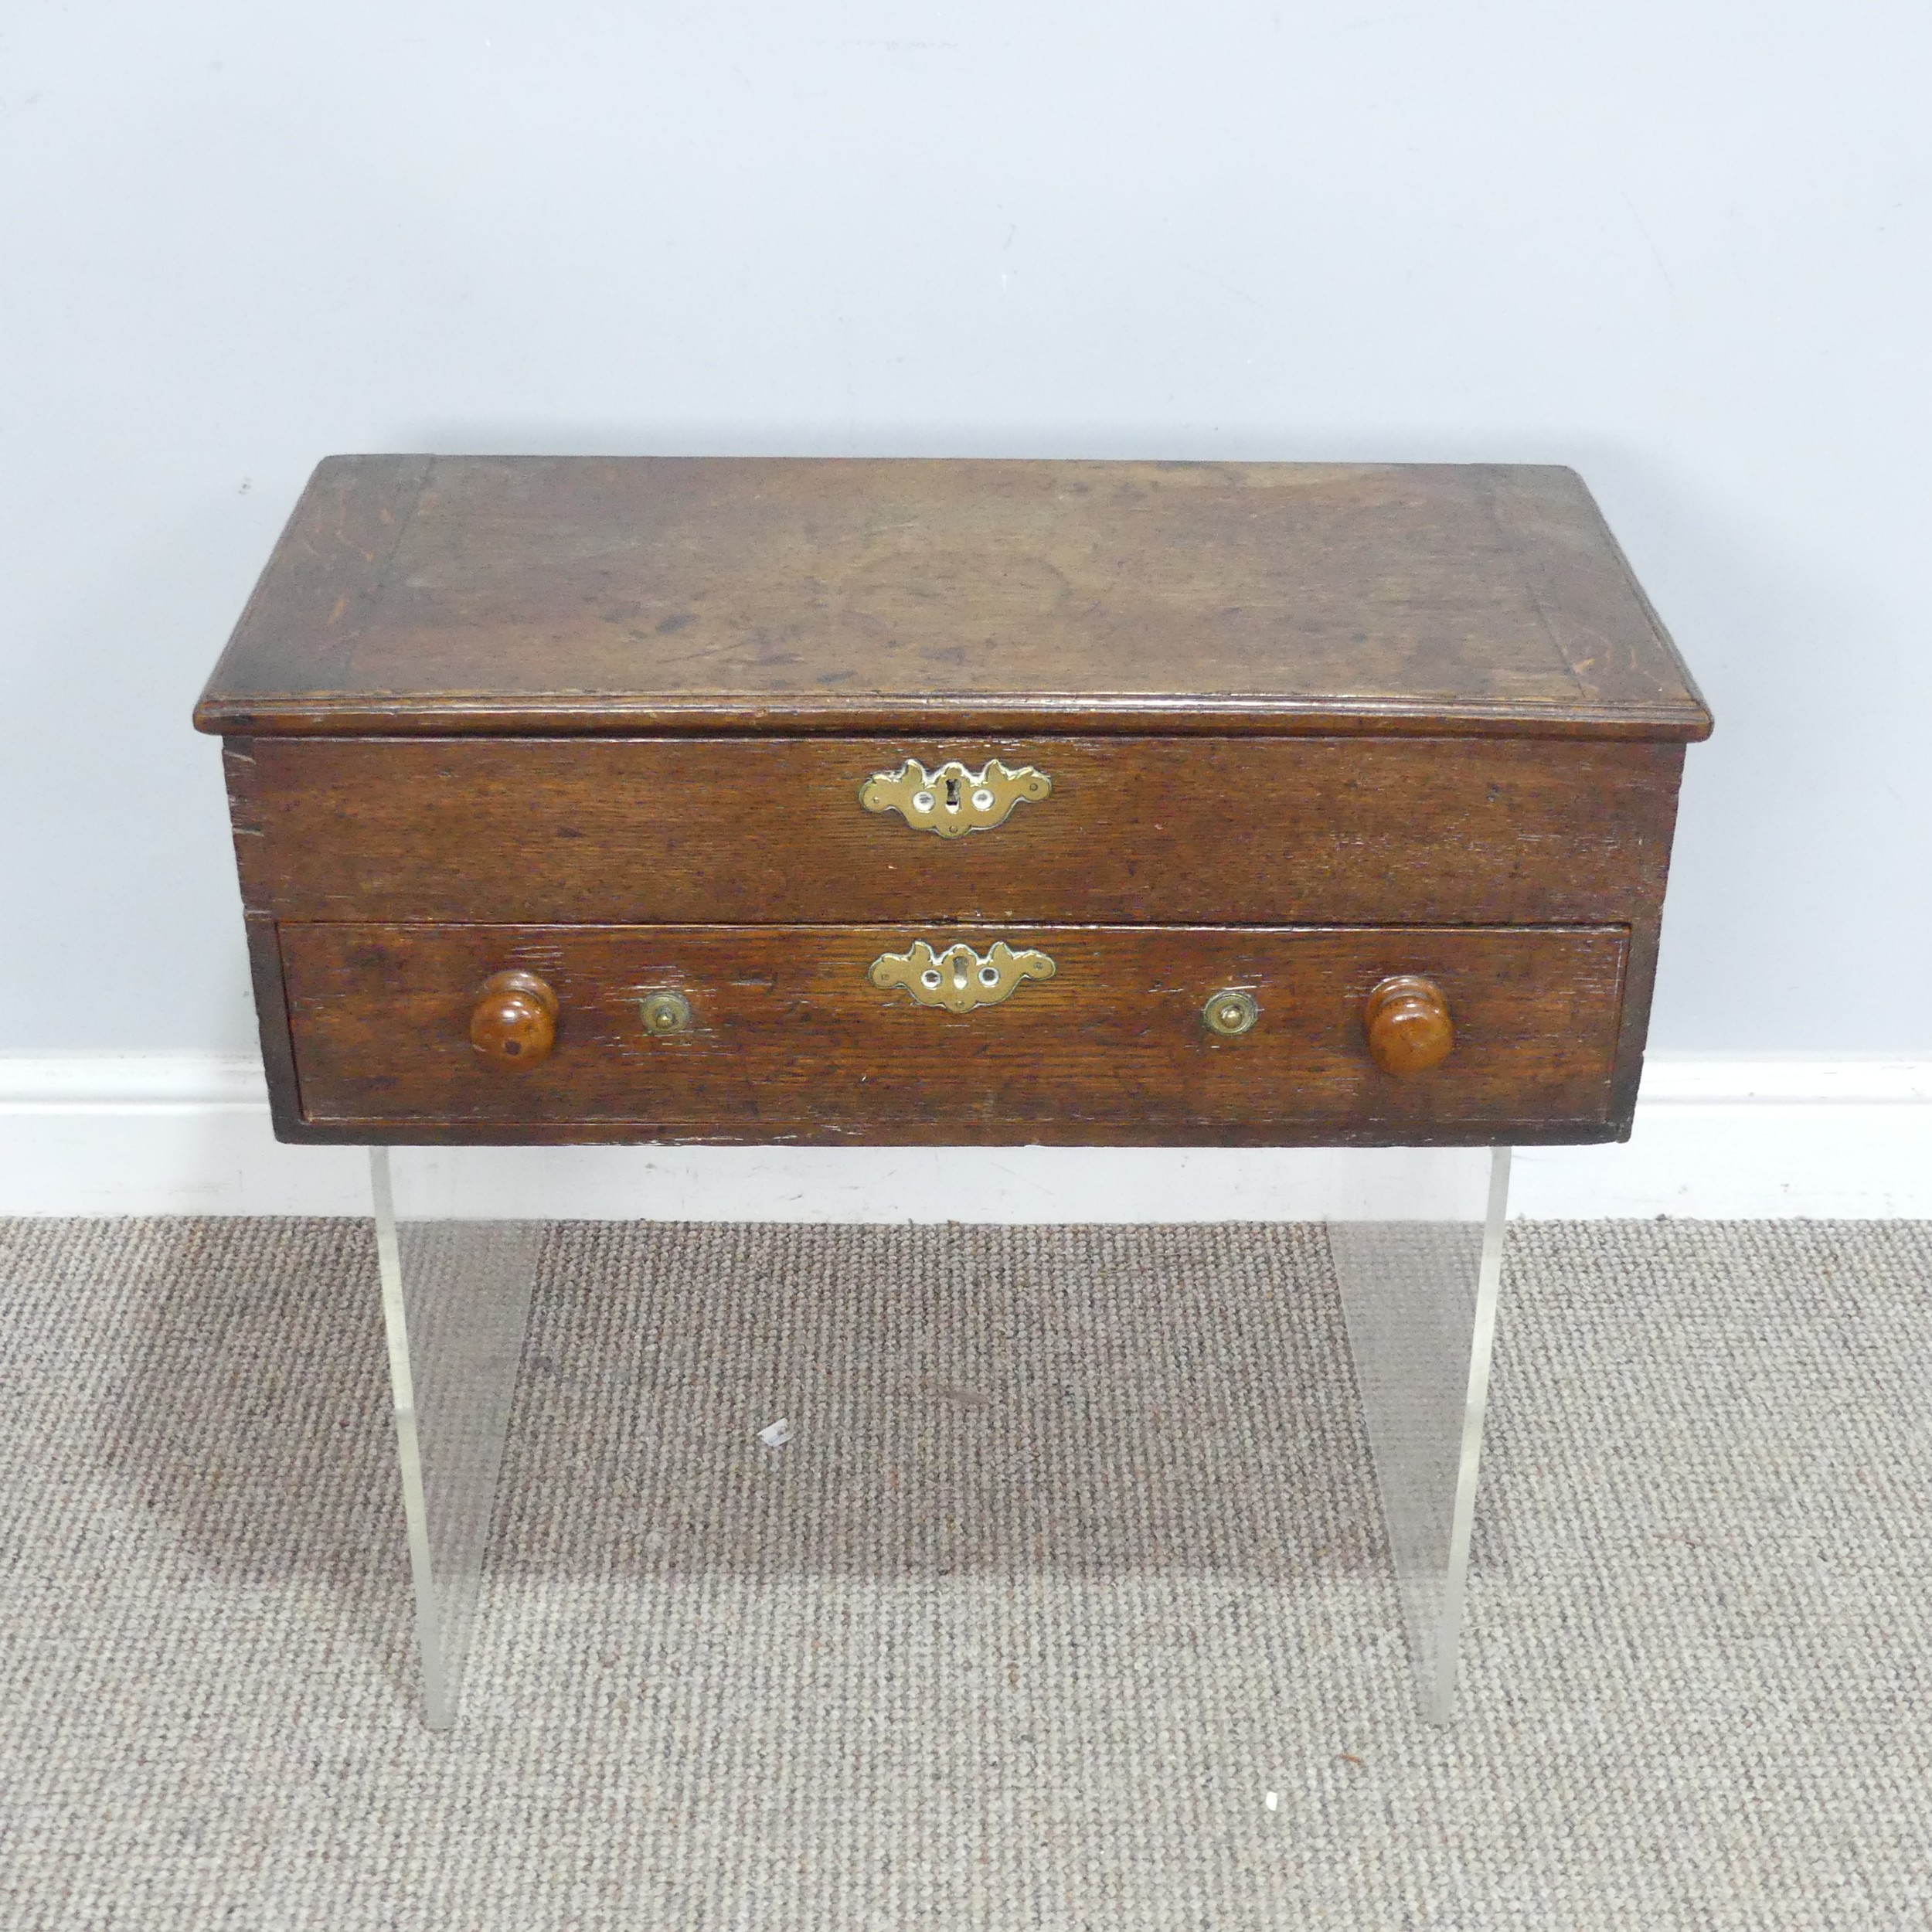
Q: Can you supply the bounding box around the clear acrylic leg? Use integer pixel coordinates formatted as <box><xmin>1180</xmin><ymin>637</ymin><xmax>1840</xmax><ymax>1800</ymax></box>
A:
<box><xmin>370</xmin><ymin>1147</ymin><xmax>542</xmax><ymax>1730</ymax></box>
<box><xmin>1330</xmin><ymin>1145</ymin><xmax>1512</xmax><ymax>1726</ymax></box>
<box><xmin>365</xmin><ymin>1139</ymin><xmax>1508</xmax><ymax>1730</ymax></box>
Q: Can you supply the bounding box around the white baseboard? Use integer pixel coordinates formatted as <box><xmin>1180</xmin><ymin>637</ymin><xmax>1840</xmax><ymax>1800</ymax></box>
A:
<box><xmin>1</xmin><ymin>1053</ymin><xmax>1927</xmax><ymax>1220</ymax></box>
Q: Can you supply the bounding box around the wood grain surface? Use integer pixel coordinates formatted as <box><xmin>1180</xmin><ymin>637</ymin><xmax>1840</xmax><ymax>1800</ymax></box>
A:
<box><xmin>277</xmin><ymin>922</ymin><xmax>1629</xmax><ymax>1145</ymax></box>
<box><xmin>193</xmin><ymin>457</ymin><xmax>1713</xmax><ymax>742</ymax></box>
<box><xmin>199</xmin><ymin>455</ymin><xmax>1706</xmax><ymax>1151</ymax></box>
<box><xmin>223</xmin><ymin>734</ymin><xmax>1682</xmax><ymax>928</ymax></box>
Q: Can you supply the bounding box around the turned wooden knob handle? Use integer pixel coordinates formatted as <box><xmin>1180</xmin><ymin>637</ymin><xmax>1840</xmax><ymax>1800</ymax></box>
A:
<box><xmin>1364</xmin><ymin>975</ymin><xmax>1454</xmax><ymax>1076</ymax></box>
<box><xmin>470</xmin><ymin>970</ymin><xmax>557</xmax><ymax>1069</ymax></box>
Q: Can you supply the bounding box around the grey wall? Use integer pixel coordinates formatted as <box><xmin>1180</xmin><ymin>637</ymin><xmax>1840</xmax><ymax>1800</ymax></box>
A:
<box><xmin>4</xmin><ymin>2</ymin><xmax>1927</xmax><ymax>1056</ymax></box>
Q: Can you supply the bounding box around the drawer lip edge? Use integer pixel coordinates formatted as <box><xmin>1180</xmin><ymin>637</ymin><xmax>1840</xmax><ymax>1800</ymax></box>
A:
<box><xmin>269</xmin><ymin>918</ymin><xmax>1638</xmax><ymax>937</ymax></box>
<box><xmin>268</xmin><ymin>1118</ymin><xmax>1629</xmax><ymax>1148</ymax></box>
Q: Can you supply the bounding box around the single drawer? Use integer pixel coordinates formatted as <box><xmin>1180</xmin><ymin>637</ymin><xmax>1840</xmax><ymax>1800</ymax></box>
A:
<box><xmin>227</xmin><ymin>734</ymin><xmax>1682</xmax><ymax>928</ymax></box>
<box><xmin>277</xmin><ymin>922</ymin><xmax>1629</xmax><ymax>1145</ymax></box>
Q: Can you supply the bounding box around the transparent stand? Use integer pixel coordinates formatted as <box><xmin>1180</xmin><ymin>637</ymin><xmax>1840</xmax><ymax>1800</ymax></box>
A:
<box><xmin>1330</xmin><ymin>1145</ymin><xmax>1512</xmax><ymax>1725</ymax></box>
<box><xmin>370</xmin><ymin>1148</ymin><xmax>543</xmax><ymax>1730</ymax></box>
<box><xmin>365</xmin><ymin>1143</ymin><xmax>1512</xmax><ymax>1730</ymax></box>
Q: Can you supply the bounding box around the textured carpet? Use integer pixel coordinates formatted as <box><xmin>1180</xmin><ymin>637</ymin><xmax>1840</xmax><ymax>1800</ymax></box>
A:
<box><xmin>2</xmin><ymin>1216</ymin><xmax>1930</xmax><ymax>1930</ymax></box>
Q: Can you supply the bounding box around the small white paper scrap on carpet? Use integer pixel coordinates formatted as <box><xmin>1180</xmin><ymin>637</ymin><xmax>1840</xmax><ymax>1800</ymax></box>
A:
<box><xmin>758</xmin><ymin>1418</ymin><xmax>792</xmax><ymax>1448</ymax></box>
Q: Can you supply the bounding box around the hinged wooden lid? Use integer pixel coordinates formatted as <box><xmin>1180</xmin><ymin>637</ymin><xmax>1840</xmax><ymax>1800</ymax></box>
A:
<box><xmin>192</xmin><ymin>455</ymin><xmax>1712</xmax><ymax>741</ymax></box>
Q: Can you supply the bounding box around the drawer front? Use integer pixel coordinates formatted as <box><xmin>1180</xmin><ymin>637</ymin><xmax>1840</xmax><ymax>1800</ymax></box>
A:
<box><xmin>278</xmin><ymin>923</ymin><xmax>1628</xmax><ymax>1145</ymax></box>
<box><xmin>230</xmin><ymin>736</ymin><xmax>1682</xmax><ymax>927</ymax></box>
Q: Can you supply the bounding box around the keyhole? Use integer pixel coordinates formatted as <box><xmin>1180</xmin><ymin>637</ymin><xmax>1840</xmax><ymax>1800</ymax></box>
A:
<box><xmin>945</xmin><ymin>775</ymin><xmax>961</xmax><ymax>810</ymax></box>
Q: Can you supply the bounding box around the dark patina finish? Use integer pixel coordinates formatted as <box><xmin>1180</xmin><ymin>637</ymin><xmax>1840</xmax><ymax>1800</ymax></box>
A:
<box><xmin>196</xmin><ymin>455</ymin><xmax>1709</xmax><ymax>1147</ymax></box>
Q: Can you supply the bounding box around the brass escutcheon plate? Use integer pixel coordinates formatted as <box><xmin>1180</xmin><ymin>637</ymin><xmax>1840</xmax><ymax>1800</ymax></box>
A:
<box><xmin>638</xmin><ymin>990</ymin><xmax>692</xmax><ymax>1036</ymax></box>
<box><xmin>859</xmin><ymin>757</ymin><xmax>1051</xmax><ymax>837</ymax></box>
<box><xmin>870</xmin><ymin>939</ymin><xmax>1057</xmax><ymax>1012</ymax></box>
<box><xmin>1202</xmin><ymin>987</ymin><xmax>1260</xmax><ymax>1036</ymax></box>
